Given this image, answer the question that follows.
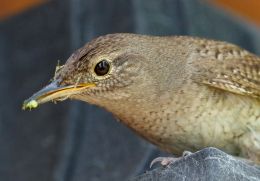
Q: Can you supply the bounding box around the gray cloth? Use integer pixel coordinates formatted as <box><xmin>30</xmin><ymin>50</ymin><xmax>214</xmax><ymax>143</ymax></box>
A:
<box><xmin>131</xmin><ymin>148</ymin><xmax>260</xmax><ymax>181</ymax></box>
<box><xmin>0</xmin><ymin>0</ymin><xmax>260</xmax><ymax>180</ymax></box>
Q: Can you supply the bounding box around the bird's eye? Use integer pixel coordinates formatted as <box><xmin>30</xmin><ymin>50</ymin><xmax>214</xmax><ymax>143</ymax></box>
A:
<box><xmin>94</xmin><ymin>59</ymin><xmax>110</xmax><ymax>76</ymax></box>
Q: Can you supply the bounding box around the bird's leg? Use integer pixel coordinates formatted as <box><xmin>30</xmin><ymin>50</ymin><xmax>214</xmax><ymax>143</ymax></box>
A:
<box><xmin>150</xmin><ymin>151</ymin><xmax>192</xmax><ymax>168</ymax></box>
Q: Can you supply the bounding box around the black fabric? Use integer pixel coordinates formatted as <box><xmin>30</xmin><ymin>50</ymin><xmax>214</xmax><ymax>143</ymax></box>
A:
<box><xmin>0</xmin><ymin>0</ymin><xmax>260</xmax><ymax>180</ymax></box>
<box><xmin>0</xmin><ymin>1</ymin><xmax>71</xmax><ymax>180</ymax></box>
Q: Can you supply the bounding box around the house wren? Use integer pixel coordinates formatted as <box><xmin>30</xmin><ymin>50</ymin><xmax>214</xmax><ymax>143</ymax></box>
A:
<box><xmin>23</xmin><ymin>33</ymin><xmax>260</xmax><ymax>163</ymax></box>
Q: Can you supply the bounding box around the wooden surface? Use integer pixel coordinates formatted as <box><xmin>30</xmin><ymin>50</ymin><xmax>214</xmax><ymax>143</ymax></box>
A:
<box><xmin>0</xmin><ymin>0</ymin><xmax>46</xmax><ymax>20</ymax></box>
<box><xmin>212</xmin><ymin>0</ymin><xmax>260</xmax><ymax>25</ymax></box>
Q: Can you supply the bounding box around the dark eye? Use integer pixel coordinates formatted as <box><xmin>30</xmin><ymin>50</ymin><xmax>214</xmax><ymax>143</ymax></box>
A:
<box><xmin>94</xmin><ymin>59</ymin><xmax>110</xmax><ymax>76</ymax></box>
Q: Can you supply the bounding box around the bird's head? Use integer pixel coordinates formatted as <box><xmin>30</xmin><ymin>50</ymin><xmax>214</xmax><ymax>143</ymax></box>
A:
<box><xmin>23</xmin><ymin>33</ymin><xmax>163</xmax><ymax>111</ymax></box>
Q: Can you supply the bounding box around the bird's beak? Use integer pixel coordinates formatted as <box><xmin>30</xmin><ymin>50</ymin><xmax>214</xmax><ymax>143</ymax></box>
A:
<box><xmin>22</xmin><ymin>80</ymin><xmax>96</xmax><ymax>110</ymax></box>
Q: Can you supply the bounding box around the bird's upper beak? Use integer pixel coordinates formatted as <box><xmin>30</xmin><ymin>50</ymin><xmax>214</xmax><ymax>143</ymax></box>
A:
<box><xmin>22</xmin><ymin>80</ymin><xmax>96</xmax><ymax>110</ymax></box>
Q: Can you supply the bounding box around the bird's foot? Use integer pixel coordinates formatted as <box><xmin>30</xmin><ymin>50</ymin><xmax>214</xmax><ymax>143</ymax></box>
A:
<box><xmin>150</xmin><ymin>151</ymin><xmax>192</xmax><ymax>168</ymax></box>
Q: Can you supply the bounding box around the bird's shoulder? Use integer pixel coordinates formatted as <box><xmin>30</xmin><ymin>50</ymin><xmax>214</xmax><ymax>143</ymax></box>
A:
<box><xmin>191</xmin><ymin>39</ymin><xmax>260</xmax><ymax>99</ymax></box>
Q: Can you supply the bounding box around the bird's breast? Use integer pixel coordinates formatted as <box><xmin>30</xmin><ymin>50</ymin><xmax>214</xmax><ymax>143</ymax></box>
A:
<box><xmin>114</xmin><ymin>84</ymin><xmax>260</xmax><ymax>156</ymax></box>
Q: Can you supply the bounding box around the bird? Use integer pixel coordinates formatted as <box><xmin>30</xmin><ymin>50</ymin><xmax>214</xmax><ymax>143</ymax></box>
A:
<box><xmin>23</xmin><ymin>33</ymin><xmax>260</xmax><ymax>164</ymax></box>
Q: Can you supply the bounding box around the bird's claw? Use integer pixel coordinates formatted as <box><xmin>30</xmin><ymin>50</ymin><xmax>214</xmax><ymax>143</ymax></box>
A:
<box><xmin>150</xmin><ymin>157</ymin><xmax>179</xmax><ymax>168</ymax></box>
<box><xmin>150</xmin><ymin>151</ymin><xmax>193</xmax><ymax>168</ymax></box>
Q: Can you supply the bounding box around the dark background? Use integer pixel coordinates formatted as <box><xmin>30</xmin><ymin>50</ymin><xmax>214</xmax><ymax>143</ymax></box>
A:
<box><xmin>1</xmin><ymin>0</ymin><xmax>260</xmax><ymax>180</ymax></box>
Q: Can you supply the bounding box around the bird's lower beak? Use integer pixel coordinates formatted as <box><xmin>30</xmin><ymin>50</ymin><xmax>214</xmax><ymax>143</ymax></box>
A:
<box><xmin>22</xmin><ymin>80</ymin><xmax>96</xmax><ymax>110</ymax></box>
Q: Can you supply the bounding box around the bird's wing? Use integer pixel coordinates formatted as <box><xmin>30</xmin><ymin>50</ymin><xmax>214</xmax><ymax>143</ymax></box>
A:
<box><xmin>193</xmin><ymin>47</ymin><xmax>260</xmax><ymax>99</ymax></box>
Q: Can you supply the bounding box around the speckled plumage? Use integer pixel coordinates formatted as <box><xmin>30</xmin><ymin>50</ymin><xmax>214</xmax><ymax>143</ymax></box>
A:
<box><xmin>25</xmin><ymin>33</ymin><xmax>260</xmax><ymax>163</ymax></box>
